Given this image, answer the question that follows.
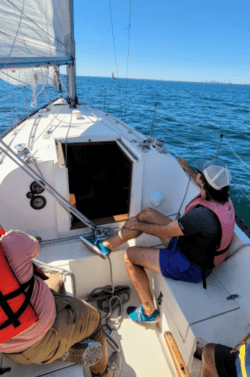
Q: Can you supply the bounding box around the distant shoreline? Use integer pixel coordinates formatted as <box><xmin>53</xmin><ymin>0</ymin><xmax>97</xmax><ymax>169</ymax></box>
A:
<box><xmin>68</xmin><ymin>75</ymin><xmax>250</xmax><ymax>86</ymax></box>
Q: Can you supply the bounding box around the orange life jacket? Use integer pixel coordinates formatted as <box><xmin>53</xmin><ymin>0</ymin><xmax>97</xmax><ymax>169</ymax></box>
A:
<box><xmin>0</xmin><ymin>232</ymin><xmax>48</xmax><ymax>343</ymax></box>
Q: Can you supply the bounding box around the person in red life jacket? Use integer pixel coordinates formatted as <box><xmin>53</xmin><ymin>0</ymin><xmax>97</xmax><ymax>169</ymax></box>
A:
<box><xmin>80</xmin><ymin>158</ymin><xmax>235</xmax><ymax>324</ymax></box>
<box><xmin>0</xmin><ymin>230</ymin><xmax>121</xmax><ymax>377</ymax></box>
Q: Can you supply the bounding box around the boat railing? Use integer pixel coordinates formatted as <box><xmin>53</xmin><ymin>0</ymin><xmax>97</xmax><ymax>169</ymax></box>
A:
<box><xmin>0</xmin><ymin>84</ymin><xmax>60</xmax><ymax>136</ymax></box>
<box><xmin>81</xmin><ymin>88</ymin><xmax>250</xmax><ymax>193</ymax></box>
<box><xmin>0</xmin><ymin>82</ymin><xmax>249</xmax><ymax>224</ymax></box>
<box><xmin>33</xmin><ymin>258</ymin><xmax>77</xmax><ymax>297</ymax></box>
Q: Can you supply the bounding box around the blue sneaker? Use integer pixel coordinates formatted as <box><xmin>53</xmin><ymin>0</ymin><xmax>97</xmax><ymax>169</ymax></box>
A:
<box><xmin>80</xmin><ymin>236</ymin><xmax>111</xmax><ymax>259</ymax></box>
<box><xmin>127</xmin><ymin>305</ymin><xmax>160</xmax><ymax>324</ymax></box>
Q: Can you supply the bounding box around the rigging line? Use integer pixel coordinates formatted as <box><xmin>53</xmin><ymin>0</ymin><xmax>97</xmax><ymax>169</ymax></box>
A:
<box><xmin>47</xmin><ymin>83</ymin><xmax>52</xmax><ymax>103</ymax></box>
<box><xmin>176</xmin><ymin>176</ymin><xmax>192</xmax><ymax>219</ymax></box>
<box><xmin>0</xmin><ymin>70</ymin><xmax>31</xmax><ymax>86</ymax></box>
<box><xmin>80</xmin><ymin>102</ymin><xmax>144</xmax><ymax>142</ymax></box>
<box><xmin>160</xmin><ymin>110</ymin><xmax>221</xmax><ymax>136</ymax></box>
<box><xmin>101</xmin><ymin>87</ymin><xmax>158</xmax><ymax>108</ymax></box>
<box><xmin>108</xmin><ymin>0</ymin><xmax>119</xmax><ymax>80</ymax></box>
<box><xmin>0</xmin><ymin>108</ymin><xmax>19</xmax><ymax>121</ymax></box>
<box><xmin>79</xmin><ymin>88</ymin><xmax>156</xmax><ymax>110</ymax></box>
<box><xmin>0</xmin><ymin>140</ymin><xmax>97</xmax><ymax>230</ymax></box>
<box><xmin>224</xmin><ymin>137</ymin><xmax>250</xmax><ymax>170</ymax></box>
<box><xmin>5</xmin><ymin>0</ymin><xmax>66</xmax><ymax>50</ymax></box>
<box><xmin>28</xmin><ymin>112</ymin><xmax>67</xmax><ymax>150</ymax></box>
<box><xmin>155</xmin><ymin>123</ymin><xmax>213</xmax><ymax>159</ymax></box>
<box><xmin>0</xmin><ymin>94</ymin><xmax>14</xmax><ymax>102</ymax></box>
<box><xmin>44</xmin><ymin>97</ymin><xmax>80</xmax><ymax>128</ymax></box>
<box><xmin>157</xmin><ymin>124</ymin><xmax>250</xmax><ymax>203</ymax></box>
<box><xmin>45</xmin><ymin>0</ymin><xmax>53</xmax><ymax>61</ymax></box>
<box><xmin>41</xmin><ymin>70</ymin><xmax>50</xmax><ymax>105</ymax></box>
<box><xmin>31</xmin><ymin>68</ymin><xmax>49</xmax><ymax>108</ymax></box>
<box><xmin>0</xmin><ymin>29</ymin><xmax>66</xmax><ymax>53</ymax></box>
<box><xmin>108</xmin><ymin>0</ymin><xmax>123</xmax><ymax>119</ymax></box>
<box><xmin>98</xmin><ymin>87</ymin><xmax>157</xmax><ymax>106</ymax></box>
<box><xmin>24</xmin><ymin>86</ymin><xmax>30</xmax><ymax>118</ymax></box>
<box><xmin>59</xmin><ymin>76</ymin><xmax>70</xmax><ymax>97</ymax></box>
<box><xmin>7</xmin><ymin>0</ymin><xmax>25</xmax><ymax>60</ymax></box>
<box><xmin>231</xmin><ymin>178</ymin><xmax>250</xmax><ymax>202</ymax></box>
<box><xmin>31</xmin><ymin>97</ymin><xmax>79</xmax><ymax>134</ymax></box>
<box><xmin>124</xmin><ymin>0</ymin><xmax>132</xmax><ymax>123</ymax></box>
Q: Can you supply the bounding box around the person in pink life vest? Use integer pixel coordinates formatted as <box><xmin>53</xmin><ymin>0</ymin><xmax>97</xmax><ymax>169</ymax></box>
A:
<box><xmin>0</xmin><ymin>230</ymin><xmax>121</xmax><ymax>377</ymax></box>
<box><xmin>81</xmin><ymin>158</ymin><xmax>235</xmax><ymax>324</ymax></box>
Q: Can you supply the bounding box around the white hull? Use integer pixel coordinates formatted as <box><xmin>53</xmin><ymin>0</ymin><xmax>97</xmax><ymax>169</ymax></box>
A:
<box><xmin>0</xmin><ymin>98</ymin><xmax>249</xmax><ymax>376</ymax></box>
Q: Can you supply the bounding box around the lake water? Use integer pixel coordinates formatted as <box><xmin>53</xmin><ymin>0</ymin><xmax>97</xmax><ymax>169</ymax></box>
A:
<box><xmin>0</xmin><ymin>77</ymin><xmax>249</xmax><ymax>226</ymax></box>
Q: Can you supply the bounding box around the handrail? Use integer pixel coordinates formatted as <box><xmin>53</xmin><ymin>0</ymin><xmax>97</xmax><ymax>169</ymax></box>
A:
<box><xmin>164</xmin><ymin>332</ymin><xmax>190</xmax><ymax>377</ymax></box>
<box><xmin>1</xmin><ymin>88</ymin><xmax>249</xmax><ymax>207</ymax></box>
<box><xmin>0</xmin><ymin>107</ymin><xmax>19</xmax><ymax>121</ymax></box>
<box><xmin>33</xmin><ymin>258</ymin><xmax>77</xmax><ymax>297</ymax></box>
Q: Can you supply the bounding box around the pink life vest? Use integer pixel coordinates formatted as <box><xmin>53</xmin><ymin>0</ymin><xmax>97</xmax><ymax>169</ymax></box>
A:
<box><xmin>184</xmin><ymin>194</ymin><xmax>235</xmax><ymax>266</ymax></box>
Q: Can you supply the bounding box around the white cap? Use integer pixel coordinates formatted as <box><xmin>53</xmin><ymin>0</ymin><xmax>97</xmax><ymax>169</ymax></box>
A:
<box><xmin>195</xmin><ymin>159</ymin><xmax>231</xmax><ymax>190</ymax></box>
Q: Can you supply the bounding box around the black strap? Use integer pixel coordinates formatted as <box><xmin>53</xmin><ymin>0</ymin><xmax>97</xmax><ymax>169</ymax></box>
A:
<box><xmin>0</xmin><ymin>276</ymin><xmax>33</xmax><ymax>301</ymax></box>
<box><xmin>202</xmin><ymin>268</ymin><xmax>207</xmax><ymax>290</ymax></box>
<box><xmin>0</xmin><ymin>275</ymin><xmax>35</xmax><ymax>330</ymax></box>
<box><xmin>33</xmin><ymin>264</ymin><xmax>48</xmax><ymax>281</ymax></box>
<box><xmin>0</xmin><ymin>367</ymin><xmax>11</xmax><ymax>375</ymax></box>
<box><xmin>88</xmin><ymin>320</ymin><xmax>102</xmax><ymax>340</ymax></box>
<box><xmin>0</xmin><ymin>291</ymin><xmax>20</xmax><ymax>328</ymax></box>
<box><xmin>214</xmin><ymin>244</ymin><xmax>230</xmax><ymax>256</ymax></box>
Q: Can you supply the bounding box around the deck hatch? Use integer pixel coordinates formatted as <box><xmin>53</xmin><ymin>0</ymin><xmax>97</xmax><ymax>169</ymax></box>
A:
<box><xmin>62</xmin><ymin>141</ymin><xmax>132</xmax><ymax>229</ymax></box>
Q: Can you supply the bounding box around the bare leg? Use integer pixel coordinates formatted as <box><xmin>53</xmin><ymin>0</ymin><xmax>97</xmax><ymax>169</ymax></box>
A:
<box><xmin>124</xmin><ymin>246</ymin><xmax>161</xmax><ymax>315</ymax></box>
<box><xmin>103</xmin><ymin>227</ymin><xmax>142</xmax><ymax>251</ymax></box>
<box><xmin>200</xmin><ymin>344</ymin><xmax>219</xmax><ymax>377</ymax></box>
<box><xmin>103</xmin><ymin>208</ymin><xmax>173</xmax><ymax>250</ymax></box>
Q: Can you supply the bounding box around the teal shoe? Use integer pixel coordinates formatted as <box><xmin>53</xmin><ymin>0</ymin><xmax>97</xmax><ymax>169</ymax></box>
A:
<box><xmin>80</xmin><ymin>236</ymin><xmax>111</xmax><ymax>259</ymax></box>
<box><xmin>127</xmin><ymin>305</ymin><xmax>160</xmax><ymax>324</ymax></box>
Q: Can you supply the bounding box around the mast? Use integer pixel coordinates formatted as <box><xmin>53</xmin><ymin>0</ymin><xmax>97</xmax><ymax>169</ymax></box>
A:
<box><xmin>67</xmin><ymin>0</ymin><xmax>78</xmax><ymax>107</ymax></box>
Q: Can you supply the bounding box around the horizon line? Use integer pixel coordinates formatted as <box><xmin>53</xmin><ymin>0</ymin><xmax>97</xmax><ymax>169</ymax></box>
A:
<box><xmin>70</xmin><ymin>75</ymin><xmax>250</xmax><ymax>86</ymax></box>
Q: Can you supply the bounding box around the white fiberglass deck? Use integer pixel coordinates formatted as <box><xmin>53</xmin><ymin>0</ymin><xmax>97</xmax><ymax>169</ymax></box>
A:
<box><xmin>99</xmin><ymin>288</ymin><xmax>177</xmax><ymax>377</ymax></box>
<box><xmin>1</xmin><ymin>287</ymin><xmax>180</xmax><ymax>377</ymax></box>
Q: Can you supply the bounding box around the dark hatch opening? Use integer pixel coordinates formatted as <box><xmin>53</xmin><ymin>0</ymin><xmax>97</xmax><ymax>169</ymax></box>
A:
<box><xmin>62</xmin><ymin>141</ymin><xmax>132</xmax><ymax>229</ymax></box>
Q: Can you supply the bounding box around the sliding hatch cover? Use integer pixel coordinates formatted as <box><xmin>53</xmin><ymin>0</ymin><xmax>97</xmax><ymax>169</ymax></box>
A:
<box><xmin>61</xmin><ymin>141</ymin><xmax>133</xmax><ymax>229</ymax></box>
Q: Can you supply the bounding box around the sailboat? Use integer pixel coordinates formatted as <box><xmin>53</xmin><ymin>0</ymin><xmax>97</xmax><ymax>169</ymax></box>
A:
<box><xmin>0</xmin><ymin>1</ymin><xmax>250</xmax><ymax>377</ymax></box>
<box><xmin>111</xmin><ymin>72</ymin><xmax>116</xmax><ymax>79</ymax></box>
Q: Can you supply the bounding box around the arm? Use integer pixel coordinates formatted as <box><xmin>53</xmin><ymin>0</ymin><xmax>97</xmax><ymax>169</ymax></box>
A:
<box><xmin>124</xmin><ymin>217</ymin><xmax>184</xmax><ymax>238</ymax></box>
<box><xmin>178</xmin><ymin>158</ymin><xmax>198</xmax><ymax>182</ymax></box>
<box><xmin>1</xmin><ymin>230</ymin><xmax>40</xmax><ymax>261</ymax></box>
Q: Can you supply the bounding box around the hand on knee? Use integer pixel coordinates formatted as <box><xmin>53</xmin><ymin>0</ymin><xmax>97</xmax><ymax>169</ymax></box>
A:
<box><xmin>137</xmin><ymin>208</ymin><xmax>152</xmax><ymax>222</ymax></box>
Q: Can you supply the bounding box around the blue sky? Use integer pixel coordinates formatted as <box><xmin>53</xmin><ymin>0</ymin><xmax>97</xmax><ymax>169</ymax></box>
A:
<box><xmin>69</xmin><ymin>0</ymin><xmax>250</xmax><ymax>84</ymax></box>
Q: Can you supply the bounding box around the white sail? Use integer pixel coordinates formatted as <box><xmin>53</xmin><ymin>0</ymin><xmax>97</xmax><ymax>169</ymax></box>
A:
<box><xmin>0</xmin><ymin>0</ymin><xmax>73</xmax><ymax>69</ymax></box>
<box><xmin>0</xmin><ymin>66</ymin><xmax>59</xmax><ymax>87</ymax></box>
